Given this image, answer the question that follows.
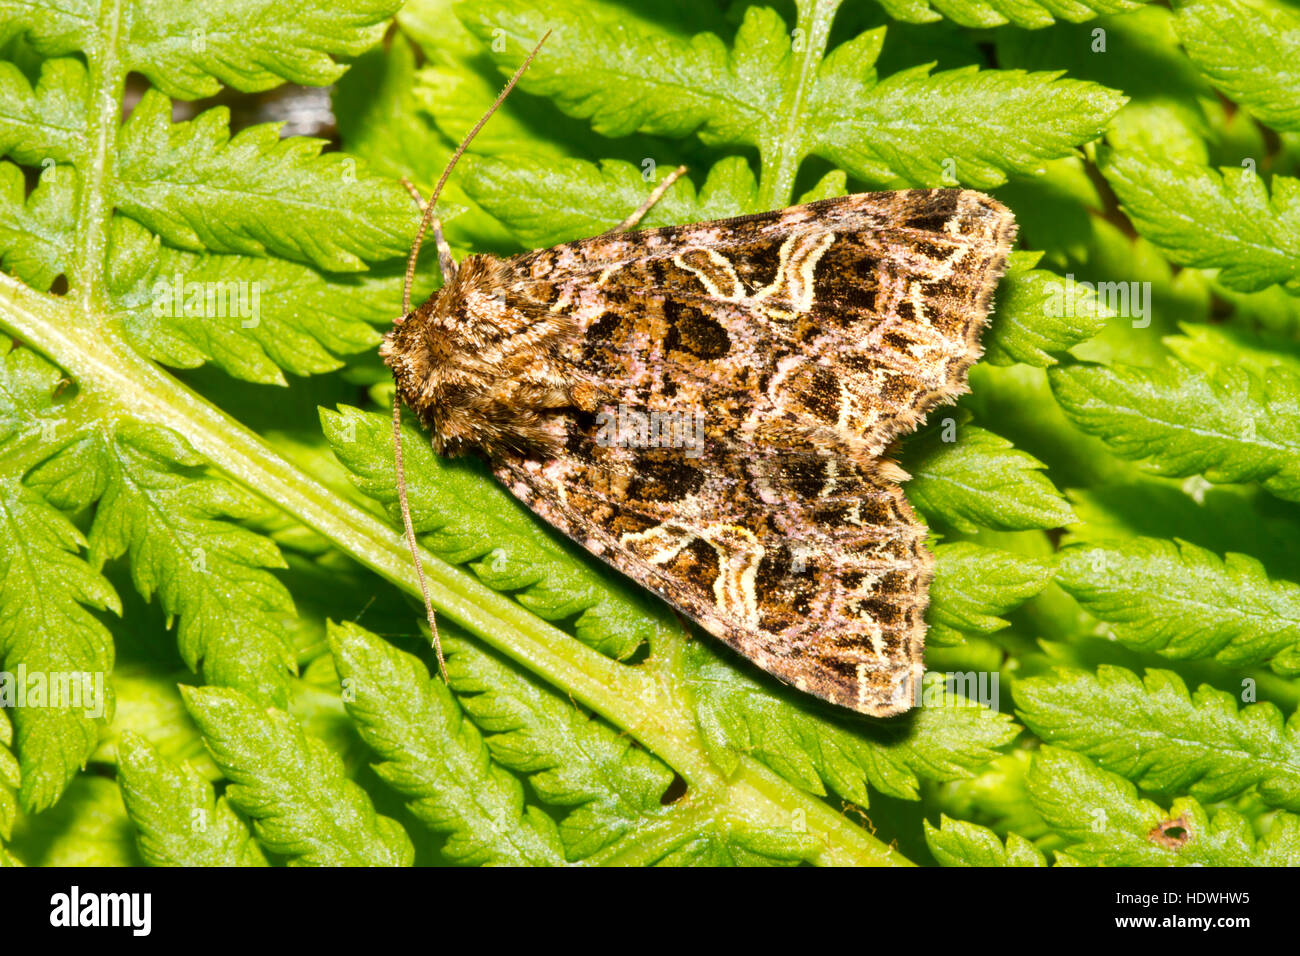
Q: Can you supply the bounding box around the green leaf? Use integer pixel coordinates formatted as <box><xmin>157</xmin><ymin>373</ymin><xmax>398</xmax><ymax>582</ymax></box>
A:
<box><xmin>6</xmin><ymin>777</ymin><xmax>142</xmax><ymax>866</ymax></box>
<box><xmin>324</xmin><ymin>405</ymin><xmax>666</xmax><ymax>660</ymax></box>
<box><xmin>28</xmin><ymin>422</ymin><xmax>299</xmax><ymax>706</ymax></box>
<box><xmin>904</xmin><ymin>422</ymin><xmax>1076</xmax><ymax>533</ymax></box>
<box><xmin>107</xmin><ymin>217</ymin><xmax>386</xmax><ymax>386</ymax></box>
<box><xmin>335</xmin><ymin>30</ymin><xmax>518</xmax><ymax>255</ymax></box>
<box><xmin>685</xmin><ymin>642</ymin><xmax>1018</xmax><ymax>806</ymax></box>
<box><xmin>1055</xmin><ymin>538</ymin><xmax>1300</xmax><ymax>671</ymax></box>
<box><xmin>0</xmin><ymin>56</ymin><xmax>88</xmax><ymax>165</ymax></box>
<box><xmin>1028</xmin><ymin>747</ymin><xmax>1300</xmax><ymax>865</ymax></box>
<box><xmin>1015</xmin><ymin>665</ymin><xmax>1300</xmax><ymax>810</ymax></box>
<box><xmin>459</xmin><ymin>0</ymin><xmax>765</xmax><ymax>141</ymax></box>
<box><xmin>1165</xmin><ymin>323</ymin><xmax>1300</xmax><ymax>383</ymax></box>
<box><xmin>0</xmin><ymin>1</ymin><xmax>399</xmax><ymax>101</ymax></box>
<box><xmin>90</xmin><ymin>664</ymin><xmax>216</xmax><ymax>777</ymax></box>
<box><xmin>338</xmin><ymin>35</ymin><xmax>456</xmax><ymax>180</ymax></box>
<box><xmin>114</xmin><ymin>91</ymin><xmax>416</xmax><ymax>272</ymax></box>
<box><xmin>932</xmin><ymin>750</ymin><xmax>1048</xmax><ymax>839</ymax></box>
<box><xmin>0</xmin><ymin>709</ymin><xmax>19</xmax><ymax>843</ymax></box>
<box><xmin>0</xmin><ymin>345</ymin><xmax>118</xmax><ymax>812</ymax></box>
<box><xmin>440</xmin><ymin>637</ymin><xmax>744</xmax><ymax>863</ymax></box>
<box><xmin>924</xmin><ymin>815</ymin><xmax>1045</xmax><ymax>866</ymax></box>
<box><xmin>929</xmin><ymin>543</ymin><xmax>1055</xmax><ymax>645</ymax></box>
<box><xmin>994</xmin><ymin>6</ymin><xmax>1214</xmax><ymax>162</ymax></box>
<box><xmin>1050</xmin><ymin>360</ymin><xmax>1300</xmax><ymax>503</ymax></box>
<box><xmin>0</xmin><ymin>478</ymin><xmax>117</xmax><ymax>811</ymax></box>
<box><xmin>121</xmin><ymin>0</ymin><xmax>402</xmax><ymax>100</ymax></box>
<box><xmin>116</xmin><ymin>731</ymin><xmax>267</xmax><ymax>866</ymax></box>
<box><xmin>460</xmin><ymin>1</ymin><xmax>1124</xmax><ymax>201</ymax></box>
<box><xmin>0</xmin><ymin>341</ymin><xmax>67</xmax><ymax>447</ymax></box>
<box><xmin>810</xmin><ymin>52</ymin><xmax>1126</xmax><ymax>190</ymax></box>
<box><xmin>1065</xmin><ymin>477</ymin><xmax>1300</xmax><ymax>584</ymax></box>
<box><xmin>649</xmin><ymin>823</ymin><xmax>813</xmax><ymax>866</ymax></box>
<box><xmin>0</xmin><ymin>161</ymin><xmax>76</xmax><ymax>291</ymax></box>
<box><xmin>327</xmin><ymin>621</ymin><xmax>565</xmax><ymax>866</ymax></box>
<box><xmin>983</xmin><ymin>253</ymin><xmax>1114</xmax><ymax>367</ymax></box>
<box><xmin>182</xmin><ymin>683</ymin><xmax>414</xmax><ymax>866</ymax></box>
<box><xmin>1099</xmin><ymin>147</ymin><xmax>1300</xmax><ymax>293</ymax></box>
<box><xmin>874</xmin><ymin>0</ymin><xmax>1148</xmax><ymax>29</ymax></box>
<box><xmin>1173</xmin><ymin>0</ymin><xmax>1300</xmax><ymax>133</ymax></box>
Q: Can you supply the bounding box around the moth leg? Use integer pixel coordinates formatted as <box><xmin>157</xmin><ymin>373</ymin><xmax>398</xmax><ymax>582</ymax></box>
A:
<box><xmin>608</xmin><ymin>165</ymin><xmax>688</xmax><ymax>233</ymax></box>
<box><xmin>398</xmin><ymin>176</ymin><xmax>423</xmax><ymax>207</ymax></box>
<box><xmin>430</xmin><ymin>219</ymin><xmax>454</xmax><ymax>286</ymax></box>
<box><xmin>398</xmin><ymin>176</ymin><xmax>457</xmax><ymax>297</ymax></box>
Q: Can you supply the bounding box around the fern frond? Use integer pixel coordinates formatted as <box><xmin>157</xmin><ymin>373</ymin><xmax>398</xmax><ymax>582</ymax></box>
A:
<box><xmin>1016</xmin><ymin>665</ymin><xmax>1300</xmax><ymax>810</ymax></box>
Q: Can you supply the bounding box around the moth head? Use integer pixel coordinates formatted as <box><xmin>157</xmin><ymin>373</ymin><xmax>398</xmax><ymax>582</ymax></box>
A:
<box><xmin>382</xmin><ymin>254</ymin><xmax>585</xmax><ymax>460</ymax></box>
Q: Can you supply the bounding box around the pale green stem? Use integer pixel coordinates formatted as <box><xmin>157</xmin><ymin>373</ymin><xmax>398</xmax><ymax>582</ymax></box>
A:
<box><xmin>69</xmin><ymin>0</ymin><xmax>126</xmax><ymax>311</ymax></box>
<box><xmin>756</xmin><ymin>0</ymin><xmax>843</xmax><ymax>210</ymax></box>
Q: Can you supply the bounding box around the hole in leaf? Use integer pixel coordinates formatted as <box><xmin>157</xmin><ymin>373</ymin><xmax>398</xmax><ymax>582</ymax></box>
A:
<box><xmin>660</xmin><ymin>773</ymin><xmax>687</xmax><ymax>805</ymax></box>
<box><xmin>1147</xmin><ymin>814</ymin><xmax>1192</xmax><ymax>850</ymax></box>
<box><xmin>121</xmin><ymin>72</ymin><xmax>150</xmax><ymax>121</ymax></box>
<box><xmin>621</xmin><ymin>639</ymin><xmax>651</xmax><ymax>666</ymax></box>
<box><xmin>21</xmin><ymin>163</ymin><xmax>41</xmax><ymax>197</ymax></box>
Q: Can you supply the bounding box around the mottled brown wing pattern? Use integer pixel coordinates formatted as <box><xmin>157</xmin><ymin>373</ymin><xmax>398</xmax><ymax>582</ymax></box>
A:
<box><xmin>499</xmin><ymin>190</ymin><xmax>1013</xmax><ymax>715</ymax></box>
<box><xmin>389</xmin><ymin>188</ymin><xmax>1016</xmax><ymax>716</ymax></box>
<box><xmin>510</xmin><ymin>189</ymin><xmax>1015</xmax><ymax>465</ymax></box>
<box><xmin>495</xmin><ymin>434</ymin><xmax>932</xmax><ymax>713</ymax></box>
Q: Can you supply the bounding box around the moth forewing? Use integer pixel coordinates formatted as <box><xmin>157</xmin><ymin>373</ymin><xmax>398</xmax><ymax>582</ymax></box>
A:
<box><xmin>387</xmin><ymin>183</ymin><xmax>1015</xmax><ymax>716</ymax></box>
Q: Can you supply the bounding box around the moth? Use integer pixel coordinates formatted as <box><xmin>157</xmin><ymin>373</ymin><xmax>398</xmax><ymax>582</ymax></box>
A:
<box><xmin>382</xmin><ymin>38</ymin><xmax>1016</xmax><ymax>717</ymax></box>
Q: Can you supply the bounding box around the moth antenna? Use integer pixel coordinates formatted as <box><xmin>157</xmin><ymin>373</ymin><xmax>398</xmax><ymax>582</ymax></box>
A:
<box><xmin>393</xmin><ymin>185</ymin><xmax>448</xmax><ymax>678</ymax></box>
<box><xmin>392</xmin><ymin>394</ymin><xmax>448</xmax><ymax>681</ymax></box>
<box><xmin>401</xmin><ymin>28</ymin><xmax>552</xmax><ymax>313</ymax></box>
<box><xmin>392</xmin><ymin>31</ymin><xmax>550</xmax><ymax>682</ymax></box>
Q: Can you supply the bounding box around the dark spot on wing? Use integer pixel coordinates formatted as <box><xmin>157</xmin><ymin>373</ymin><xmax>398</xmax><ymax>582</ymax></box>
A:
<box><xmin>664</xmin><ymin>299</ymin><xmax>731</xmax><ymax>359</ymax></box>
<box><xmin>628</xmin><ymin>454</ymin><xmax>706</xmax><ymax>502</ymax></box>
